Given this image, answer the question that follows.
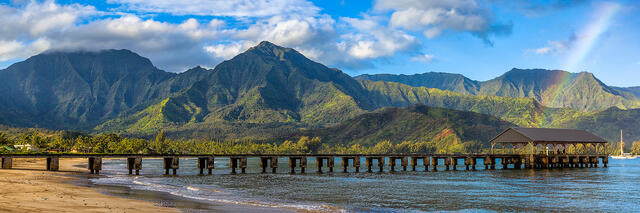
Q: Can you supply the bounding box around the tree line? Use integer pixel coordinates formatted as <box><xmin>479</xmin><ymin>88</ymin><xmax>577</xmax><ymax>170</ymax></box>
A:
<box><xmin>2</xmin><ymin>130</ymin><xmax>640</xmax><ymax>155</ymax></box>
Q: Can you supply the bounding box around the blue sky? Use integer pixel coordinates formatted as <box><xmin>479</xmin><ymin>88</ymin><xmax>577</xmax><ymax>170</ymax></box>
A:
<box><xmin>1</xmin><ymin>0</ymin><xmax>639</xmax><ymax>86</ymax></box>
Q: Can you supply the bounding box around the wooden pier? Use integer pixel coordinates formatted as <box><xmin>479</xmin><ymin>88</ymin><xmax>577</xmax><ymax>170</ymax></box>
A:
<box><xmin>0</xmin><ymin>153</ymin><xmax>608</xmax><ymax>175</ymax></box>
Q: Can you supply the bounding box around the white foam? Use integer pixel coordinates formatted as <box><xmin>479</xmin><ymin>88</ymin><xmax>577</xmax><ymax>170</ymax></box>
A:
<box><xmin>91</xmin><ymin>175</ymin><xmax>342</xmax><ymax>212</ymax></box>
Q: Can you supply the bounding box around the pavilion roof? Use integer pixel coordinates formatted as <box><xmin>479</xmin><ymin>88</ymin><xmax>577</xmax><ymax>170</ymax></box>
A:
<box><xmin>490</xmin><ymin>127</ymin><xmax>607</xmax><ymax>144</ymax></box>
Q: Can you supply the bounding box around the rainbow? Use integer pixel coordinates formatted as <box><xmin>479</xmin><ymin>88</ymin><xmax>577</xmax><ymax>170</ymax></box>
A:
<box><xmin>564</xmin><ymin>2</ymin><xmax>621</xmax><ymax>72</ymax></box>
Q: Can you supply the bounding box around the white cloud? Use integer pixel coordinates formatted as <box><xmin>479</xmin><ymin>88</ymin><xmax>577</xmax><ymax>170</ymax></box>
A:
<box><xmin>0</xmin><ymin>1</ymin><xmax>232</xmax><ymax>71</ymax></box>
<box><xmin>410</xmin><ymin>54</ymin><xmax>435</xmax><ymax>63</ymax></box>
<box><xmin>0</xmin><ymin>0</ymin><xmax>423</xmax><ymax>71</ymax></box>
<box><xmin>0</xmin><ymin>39</ymin><xmax>50</xmax><ymax>61</ymax></box>
<box><xmin>0</xmin><ymin>0</ymin><xmax>98</xmax><ymax>39</ymax></box>
<box><xmin>526</xmin><ymin>34</ymin><xmax>576</xmax><ymax>55</ymax></box>
<box><xmin>204</xmin><ymin>15</ymin><xmax>420</xmax><ymax>69</ymax></box>
<box><xmin>341</xmin><ymin>16</ymin><xmax>419</xmax><ymax>60</ymax></box>
<box><xmin>204</xmin><ymin>42</ymin><xmax>248</xmax><ymax>60</ymax></box>
<box><xmin>374</xmin><ymin>0</ymin><xmax>512</xmax><ymax>44</ymax></box>
<box><xmin>527</xmin><ymin>40</ymin><xmax>569</xmax><ymax>55</ymax></box>
<box><xmin>106</xmin><ymin>0</ymin><xmax>320</xmax><ymax>17</ymax></box>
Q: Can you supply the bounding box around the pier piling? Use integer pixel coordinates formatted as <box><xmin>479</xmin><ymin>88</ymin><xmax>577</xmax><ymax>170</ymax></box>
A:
<box><xmin>88</xmin><ymin>157</ymin><xmax>102</xmax><ymax>174</ymax></box>
<box><xmin>431</xmin><ymin>157</ymin><xmax>438</xmax><ymax>172</ymax></box>
<box><xmin>444</xmin><ymin>157</ymin><xmax>451</xmax><ymax>171</ymax></box>
<box><xmin>1</xmin><ymin>157</ymin><xmax>11</xmax><ymax>169</ymax></box>
<box><xmin>198</xmin><ymin>157</ymin><xmax>214</xmax><ymax>175</ymax></box>
<box><xmin>401</xmin><ymin>157</ymin><xmax>408</xmax><ymax>171</ymax></box>
<box><xmin>271</xmin><ymin>157</ymin><xmax>278</xmax><ymax>173</ymax></box>
<box><xmin>46</xmin><ymin>157</ymin><xmax>59</xmax><ymax>171</ymax></box>
<box><xmin>163</xmin><ymin>157</ymin><xmax>179</xmax><ymax>175</ymax></box>
<box><xmin>410</xmin><ymin>157</ymin><xmax>417</xmax><ymax>171</ymax></box>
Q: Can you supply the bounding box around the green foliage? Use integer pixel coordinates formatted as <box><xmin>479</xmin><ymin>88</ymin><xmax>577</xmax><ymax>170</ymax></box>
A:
<box><xmin>0</xmin><ymin>132</ymin><xmax>11</xmax><ymax>146</ymax></box>
<box><xmin>154</xmin><ymin>129</ymin><xmax>169</xmax><ymax>154</ymax></box>
<box><xmin>371</xmin><ymin>141</ymin><xmax>394</xmax><ymax>154</ymax></box>
<box><xmin>631</xmin><ymin>142</ymin><xmax>640</xmax><ymax>155</ymax></box>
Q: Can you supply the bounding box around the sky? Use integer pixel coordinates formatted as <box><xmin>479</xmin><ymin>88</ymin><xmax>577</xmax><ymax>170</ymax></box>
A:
<box><xmin>0</xmin><ymin>0</ymin><xmax>639</xmax><ymax>86</ymax></box>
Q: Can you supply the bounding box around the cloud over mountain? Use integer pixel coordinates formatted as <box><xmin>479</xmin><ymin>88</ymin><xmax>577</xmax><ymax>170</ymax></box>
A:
<box><xmin>0</xmin><ymin>0</ymin><xmax>425</xmax><ymax>72</ymax></box>
<box><xmin>374</xmin><ymin>0</ymin><xmax>513</xmax><ymax>45</ymax></box>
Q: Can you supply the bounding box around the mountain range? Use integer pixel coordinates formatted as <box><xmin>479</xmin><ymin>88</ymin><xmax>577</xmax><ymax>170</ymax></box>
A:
<box><xmin>356</xmin><ymin>69</ymin><xmax>640</xmax><ymax>111</ymax></box>
<box><xmin>0</xmin><ymin>41</ymin><xmax>638</xmax><ymax>144</ymax></box>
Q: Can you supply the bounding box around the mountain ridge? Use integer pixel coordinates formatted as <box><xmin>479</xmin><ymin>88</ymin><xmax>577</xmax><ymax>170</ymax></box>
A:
<box><xmin>356</xmin><ymin>68</ymin><xmax>640</xmax><ymax>111</ymax></box>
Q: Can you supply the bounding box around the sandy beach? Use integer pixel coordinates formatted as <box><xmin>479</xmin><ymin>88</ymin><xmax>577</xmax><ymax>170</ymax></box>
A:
<box><xmin>0</xmin><ymin>158</ymin><xmax>178</xmax><ymax>213</ymax></box>
<box><xmin>0</xmin><ymin>158</ymin><xmax>305</xmax><ymax>213</ymax></box>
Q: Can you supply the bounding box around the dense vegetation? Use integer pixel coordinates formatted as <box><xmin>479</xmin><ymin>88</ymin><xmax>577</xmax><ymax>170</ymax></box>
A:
<box><xmin>300</xmin><ymin>105</ymin><xmax>514</xmax><ymax>153</ymax></box>
<box><xmin>2</xmin><ymin>129</ymin><xmax>638</xmax><ymax>155</ymax></box>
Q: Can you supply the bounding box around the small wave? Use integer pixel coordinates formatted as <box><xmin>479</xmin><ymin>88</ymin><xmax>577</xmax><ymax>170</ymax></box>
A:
<box><xmin>91</xmin><ymin>175</ymin><xmax>343</xmax><ymax>212</ymax></box>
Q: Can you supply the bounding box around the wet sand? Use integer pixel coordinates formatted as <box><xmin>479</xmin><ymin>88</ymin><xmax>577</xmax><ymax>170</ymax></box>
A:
<box><xmin>0</xmin><ymin>158</ymin><xmax>177</xmax><ymax>212</ymax></box>
<box><xmin>0</xmin><ymin>158</ymin><xmax>295</xmax><ymax>213</ymax></box>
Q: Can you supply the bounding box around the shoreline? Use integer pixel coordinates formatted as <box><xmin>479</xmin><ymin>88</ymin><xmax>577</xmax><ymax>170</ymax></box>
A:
<box><xmin>0</xmin><ymin>158</ymin><xmax>298</xmax><ymax>213</ymax></box>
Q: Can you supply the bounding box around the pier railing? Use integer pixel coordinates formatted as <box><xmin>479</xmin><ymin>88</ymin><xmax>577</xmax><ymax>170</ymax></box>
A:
<box><xmin>0</xmin><ymin>153</ymin><xmax>608</xmax><ymax>175</ymax></box>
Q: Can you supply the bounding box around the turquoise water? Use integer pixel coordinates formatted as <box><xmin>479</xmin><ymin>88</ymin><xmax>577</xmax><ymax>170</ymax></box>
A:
<box><xmin>91</xmin><ymin>158</ymin><xmax>640</xmax><ymax>212</ymax></box>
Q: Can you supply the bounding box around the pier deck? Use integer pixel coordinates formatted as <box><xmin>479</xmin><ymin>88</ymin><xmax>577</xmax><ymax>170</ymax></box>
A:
<box><xmin>0</xmin><ymin>153</ymin><xmax>609</xmax><ymax>175</ymax></box>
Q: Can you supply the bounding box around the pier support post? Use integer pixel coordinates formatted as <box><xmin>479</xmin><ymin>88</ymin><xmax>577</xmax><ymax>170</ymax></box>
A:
<box><xmin>88</xmin><ymin>157</ymin><xmax>102</xmax><ymax>174</ymax></box>
<box><xmin>342</xmin><ymin>157</ymin><xmax>349</xmax><ymax>173</ymax></box>
<box><xmin>378</xmin><ymin>157</ymin><xmax>385</xmax><ymax>172</ymax></box>
<box><xmin>401</xmin><ymin>157</ymin><xmax>408</xmax><ymax>171</ymax></box>
<box><xmin>354</xmin><ymin>157</ymin><xmax>360</xmax><ymax>173</ymax></box>
<box><xmin>230</xmin><ymin>158</ymin><xmax>237</xmax><ymax>174</ymax></box>
<box><xmin>198</xmin><ymin>157</ymin><xmax>212</xmax><ymax>175</ymax></box>
<box><xmin>271</xmin><ymin>157</ymin><xmax>278</xmax><ymax>173</ymax></box>
<box><xmin>316</xmin><ymin>157</ymin><xmax>324</xmax><ymax>173</ymax></box>
<box><xmin>444</xmin><ymin>157</ymin><xmax>451</xmax><ymax>171</ymax></box>
<box><xmin>389</xmin><ymin>157</ymin><xmax>396</xmax><ymax>172</ymax></box>
<box><xmin>289</xmin><ymin>157</ymin><xmax>296</xmax><ymax>174</ymax></box>
<box><xmin>423</xmin><ymin>157</ymin><xmax>430</xmax><ymax>171</ymax></box>
<box><xmin>366</xmin><ymin>157</ymin><xmax>373</xmax><ymax>173</ymax></box>
<box><xmin>127</xmin><ymin>158</ymin><xmax>135</xmax><ymax>175</ymax></box>
<box><xmin>230</xmin><ymin>157</ymin><xmax>246</xmax><ymax>174</ymax></box>
<box><xmin>328</xmin><ymin>157</ymin><xmax>334</xmax><ymax>173</ymax></box>
<box><xmin>411</xmin><ymin>157</ymin><xmax>417</xmax><ymax>171</ymax></box>
<box><xmin>451</xmin><ymin>157</ymin><xmax>457</xmax><ymax>170</ymax></box>
<box><xmin>431</xmin><ymin>157</ymin><xmax>438</xmax><ymax>172</ymax></box>
<box><xmin>572</xmin><ymin>156</ymin><xmax>579</xmax><ymax>168</ymax></box>
<box><xmin>163</xmin><ymin>157</ymin><xmax>179</xmax><ymax>175</ymax></box>
<box><xmin>135</xmin><ymin>158</ymin><xmax>143</xmax><ymax>175</ymax></box>
<box><xmin>300</xmin><ymin>157</ymin><xmax>307</xmax><ymax>173</ymax></box>
<box><xmin>602</xmin><ymin>156</ymin><xmax>608</xmax><ymax>167</ymax></box>
<box><xmin>207</xmin><ymin>157</ymin><xmax>215</xmax><ymax>174</ymax></box>
<box><xmin>1</xmin><ymin>157</ymin><xmax>12</xmax><ymax>169</ymax></box>
<box><xmin>501</xmin><ymin>158</ymin><xmax>508</xmax><ymax>169</ymax></box>
<box><xmin>46</xmin><ymin>157</ymin><xmax>59</xmax><ymax>171</ymax></box>
<box><xmin>515</xmin><ymin>157</ymin><xmax>522</xmax><ymax>169</ymax></box>
<box><xmin>465</xmin><ymin>157</ymin><xmax>474</xmax><ymax>170</ymax></box>
<box><xmin>240</xmin><ymin>157</ymin><xmax>247</xmax><ymax>174</ymax></box>
<box><xmin>260</xmin><ymin>157</ymin><xmax>269</xmax><ymax>173</ymax></box>
<box><xmin>562</xmin><ymin>156</ymin><xmax>570</xmax><ymax>168</ymax></box>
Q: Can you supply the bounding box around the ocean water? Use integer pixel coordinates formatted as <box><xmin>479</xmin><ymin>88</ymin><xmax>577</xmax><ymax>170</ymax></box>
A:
<box><xmin>90</xmin><ymin>157</ymin><xmax>640</xmax><ymax>212</ymax></box>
